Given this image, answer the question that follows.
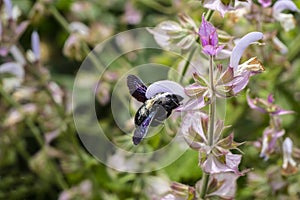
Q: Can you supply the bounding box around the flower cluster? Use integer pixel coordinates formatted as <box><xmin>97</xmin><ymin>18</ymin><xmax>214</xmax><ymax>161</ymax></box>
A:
<box><xmin>247</xmin><ymin>93</ymin><xmax>298</xmax><ymax>175</ymax></box>
<box><xmin>148</xmin><ymin>13</ymin><xmax>198</xmax><ymax>50</ymax></box>
<box><xmin>247</xmin><ymin>93</ymin><xmax>294</xmax><ymax>160</ymax></box>
<box><xmin>0</xmin><ymin>0</ymin><xmax>29</xmax><ymax>56</ymax></box>
<box><xmin>149</xmin><ymin>15</ymin><xmax>265</xmax><ymax>199</ymax></box>
<box><xmin>180</xmin><ymin>17</ymin><xmax>264</xmax><ymax>111</ymax></box>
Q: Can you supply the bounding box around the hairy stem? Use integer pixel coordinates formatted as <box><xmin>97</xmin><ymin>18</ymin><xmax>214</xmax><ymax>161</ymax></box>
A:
<box><xmin>200</xmin><ymin>55</ymin><xmax>216</xmax><ymax>198</ymax></box>
<box><xmin>180</xmin><ymin>46</ymin><xmax>196</xmax><ymax>83</ymax></box>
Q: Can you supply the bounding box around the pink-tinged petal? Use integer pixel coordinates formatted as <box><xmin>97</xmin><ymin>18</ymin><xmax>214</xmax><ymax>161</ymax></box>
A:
<box><xmin>0</xmin><ymin>62</ymin><xmax>24</xmax><ymax>79</ymax></box>
<box><xmin>184</xmin><ymin>83</ymin><xmax>207</xmax><ymax>96</ymax></box>
<box><xmin>273</xmin><ymin>109</ymin><xmax>294</xmax><ymax>116</ymax></box>
<box><xmin>265</xmin><ymin>130</ymin><xmax>281</xmax><ymax>156</ymax></box>
<box><xmin>273</xmin><ymin>0</ymin><xmax>300</xmax><ymax>15</ymax></box>
<box><xmin>215</xmin><ymin>49</ymin><xmax>231</xmax><ymax>60</ymax></box>
<box><xmin>161</xmin><ymin>194</ymin><xmax>176</xmax><ymax>200</ymax></box>
<box><xmin>230</xmin><ymin>32</ymin><xmax>263</xmax><ymax>70</ymax></box>
<box><xmin>282</xmin><ymin>137</ymin><xmax>297</xmax><ymax>169</ymax></box>
<box><xmin>31</xmin><ymin>31</ymin><xmax>40</xmax><ymax>60</ymax></box>
<box><xmin>258</xmin><ymin>0</ymin><xmax>271</xmax><ymax>8</ymax></box>
<box><xmin>123</xmin><ymin>2</ymin><xmax>142</xmax><ymax>25</ymax></box>
<box><xmin>267</xmin><ymin>94</ymin><xmax>274</xmax><ymax>103</ymax></box>
<box><xmin>282</xmin><ymin>137</ymin><xmax>298</xmax><ymax>175</ymax></box>
<box><xmin>177</xmin><ymin>97</ymin><xmax>206</xmax><ymax>111</ymax></box>
<box><xmin>202</xmin><ymin>154</ymin><xmax>243</xmax><ymax>175</ymax></box>
<box><xmin>232</xmin><ymin>71</ymin><xmax>250</xmax><ymax>94</ymax></box>
<box><xmin>169</xmin><ymin>182</ymin><xmax>196</xmax><ymax>199</ymax></box>
<box><xmin>145</xmin><ymin>80</ymin><xmax>186</xmax><ymax>99</ymax></box>
<box><xmin>202</xmin><ymin>45</ymin><xmax>224</xmax><ymax>56</ymax></box>
<box><xmin>246</xmin><ymin>91</ymin><xmax>267</xmax><ymax>113</ymax></box>
<box><xmin>260</xmin><ymin>127</ymin><xmax>285</xmax><ymax>160</ymax></box>
<box><xmin>45</xmin><ymin>129</ymin><xmax>61</xmax><ymax>144</ymax></box>
<box><xmin>16</xmin><ymin>21</ymin><xmax>29</xmax><ymax>36</ymax></box>
<box><xmin>225</xmin><ymin>154</ymin><xmax>242</xmax><ymax>174</ymax></box>
<box><xmin>203</xmin><ymin>154</ymin><xmax>230</xmax><ymax>174</ymax></box>
<box><xmin>3</xmin><ymin>0</ymin><xmax>13</xmax><ymax>19</ymax></box>
<box><xmin>180</xmin><ymin>111</ymin><xmax>208</xmax><ymax>148</ymax></box>
<box><xmin>202</xmin><ymin>0</ymin><xmax>231</xmax><ymax>17</ymax></box>
<box><xmin>272</xmin><ymin>36</ymin><xmax>288</xmax><ymax>54</ymax></box>
<box><xmin>10</xmin><ymin>45</ymin><xmax>26</xmax><ymax>66</ymax></box>
<box><xmin>0</xmin><ymin>48</ymin><xmax>9</xmax><ymax>57</ymax></box>
<box><xmin>207</xmin><ymin>173</ymin><xmax>239</xmax><ymax>199</ymax></box>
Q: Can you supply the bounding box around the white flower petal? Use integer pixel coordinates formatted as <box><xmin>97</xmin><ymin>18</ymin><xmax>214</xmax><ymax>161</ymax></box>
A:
<box><xmin>146</xmin><ymin>80</ymin><xmax>187</xmax><ymax>99</ymax></box>
<box><xmin>230</xmin><ymin>32</ymin><xmax>263</xmax><ymax>70</ymax></box>
<box><xmin>0</xmin><ymin>62</ymin><xmax>24</xmax><ymax>78</ymax></box>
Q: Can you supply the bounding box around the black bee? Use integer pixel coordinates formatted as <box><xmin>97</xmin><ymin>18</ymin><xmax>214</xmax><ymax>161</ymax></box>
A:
<box><xmin>127</xmin><ymin>75</ymin><xmax>183</xmax><ymax>145</ymax></box>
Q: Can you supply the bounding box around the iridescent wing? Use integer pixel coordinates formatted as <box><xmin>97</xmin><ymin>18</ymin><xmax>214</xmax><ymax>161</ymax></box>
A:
<box><xmin>133</xmin><ymin>109</ymin><xmax>157</xmax><ymax>145</ymax></box>
<box><xmin>127</xmin><ymin>75</ymin><xmax>148</xmax><ymax>103</ymax></box>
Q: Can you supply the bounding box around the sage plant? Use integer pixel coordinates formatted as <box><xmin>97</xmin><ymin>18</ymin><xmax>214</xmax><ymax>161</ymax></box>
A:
<box><xmin>247</xmin><ymin>93</ymin><xmax>298</xmax><ymax>174</ymax></box>
<box><xmin>148</xmin><ymin>9</ymin><xmax>265</xmax><ymax>198</ymax></box>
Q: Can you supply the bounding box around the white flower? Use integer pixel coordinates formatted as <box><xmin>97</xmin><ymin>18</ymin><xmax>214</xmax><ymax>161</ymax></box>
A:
<box><xmin>281</xmin><ymin>137</ymin><xmax>298</xmax><ymax>176</ymax></box>
<box><xmin>273</xmin><ymin>0</ymin><xmax>300</xmax><ymax>31</ymax></box>
<box><xmin>282</xmin><ymin>137</ymin><xmax>296</xmax><ymax>169</ymax></box>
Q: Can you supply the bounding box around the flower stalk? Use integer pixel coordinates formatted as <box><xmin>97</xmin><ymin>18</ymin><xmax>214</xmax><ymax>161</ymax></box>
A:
<box><xmin>200</xmin><ymin>55</ymin><xmax>216</xmax><ymax>198</ymax></box>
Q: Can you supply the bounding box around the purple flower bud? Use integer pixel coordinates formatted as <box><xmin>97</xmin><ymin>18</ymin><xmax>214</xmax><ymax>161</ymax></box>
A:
<box><xmin>198</xmin><ymin>15</ymin><xmax>223</xmax><ymax>56</ymax></box>
<box><xmin>3</xmin><ymin>0</ymin><xmax>13</xmax><ymax>19</ymax></box>
<box><xmin>267</xmin><ymin>94</ymin><xmax>274</xmax><ymax>104</ymax></box>
<box><xmin>123</xmin><ymin>2</ymin><xmax>142</xmax><ymax>25</ymax></box>
<box><xmin>258</xmin><ymin>0</ymin><xmax>271</xmax><ymax>8</ymax></box>
<box><xmin>31</xmin><ymin>31</ymin><xmax>41</xmax><ymax>61</ymax></box>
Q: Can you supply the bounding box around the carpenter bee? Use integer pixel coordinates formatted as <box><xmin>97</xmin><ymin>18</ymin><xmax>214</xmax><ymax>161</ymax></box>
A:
<box><xmin>127</xmin><ymin>75</ymin><xmax>183</xmax><ymax>145</ymax></box>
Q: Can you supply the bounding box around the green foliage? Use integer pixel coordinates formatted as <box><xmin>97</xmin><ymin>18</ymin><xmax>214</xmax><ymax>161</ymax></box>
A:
<box><xmin>1</xmin><ymin>0</ymin><xmax>300</xmax><ymax>199</ymax></box>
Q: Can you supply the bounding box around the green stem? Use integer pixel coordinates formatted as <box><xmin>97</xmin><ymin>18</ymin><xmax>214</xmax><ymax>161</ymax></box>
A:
<box><xmin>200</xmin><ymin>55</ymin><xmax>216</xmax><ymax>199</ymax></box>
<box><xmin>49</xmin><ymin>6</ymin><xmax>104</xmax><ymax>72</ymax></box>
<box><xmin>0</xmin><ymin>86</ymin><xmax>44</xmax><ymax>146</ymax></box>
<box><xmin>49</xmin><ymin>6</ymin><xmax>70</xmax><ymax>32</ymax></box>
<box><xmin>208</xmin><ymin>55</ymin><xmax>216</xmax><ymax>146</ymax></box>
<box><xmin>0</xmin><ymin>86</ymin><xmax>68</xmax><ymax>189</ymax></box>
<box><xmin>180</xmin><ymin>46</ymin><xmax>196</xmax><ymax>83</ymax></box>
<box><xmin>288</xmin><ymin>33</ymin><xmax>300</xmax><ymax>61</ymax></box>
<box><xmin>205</xmin><ymin>10</ymin><xmax>214</xmax><ymax>21</ymax></box>
<box><xmin>139</xmin><ymin>0</ymin><xmax>175</xmax><ymax>14</ymax></box>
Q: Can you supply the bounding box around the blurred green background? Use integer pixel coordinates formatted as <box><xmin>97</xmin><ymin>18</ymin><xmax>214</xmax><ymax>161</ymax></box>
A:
<box><xmin>1</xmin><ymin>0</ymin><xmax>300</xmax><ymax>199</ymax></box>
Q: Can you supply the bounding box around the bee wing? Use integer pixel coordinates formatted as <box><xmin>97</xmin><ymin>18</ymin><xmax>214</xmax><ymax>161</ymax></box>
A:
<box><xmin>127</xmin><ymin>75</ymin><xmax>148</xmax><ymax>102</ymax></box>
<box><xmin>133</xmin><ymin>109</ymin><xmax>158</xmax><ymax>145</ymax></box>
<box><xmin>150</xmin><ymin>105</ymin><xmax>168</xmax><ymax>127</ymax></box>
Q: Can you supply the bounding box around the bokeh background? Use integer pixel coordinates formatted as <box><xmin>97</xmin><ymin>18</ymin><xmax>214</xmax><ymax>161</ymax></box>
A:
<box><xmin>1</xmin><ymin>0</ymin><xmax>300</xmax><ymax>199</ymax></box>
